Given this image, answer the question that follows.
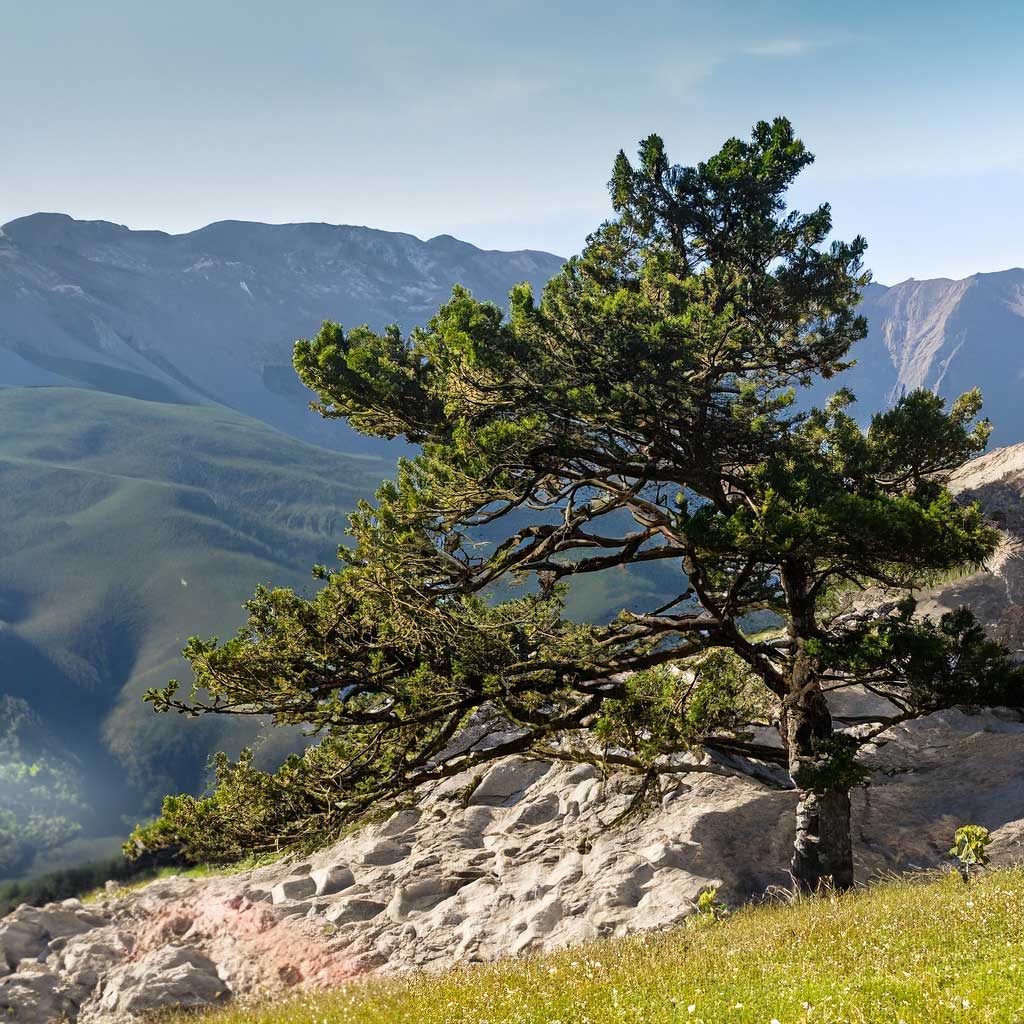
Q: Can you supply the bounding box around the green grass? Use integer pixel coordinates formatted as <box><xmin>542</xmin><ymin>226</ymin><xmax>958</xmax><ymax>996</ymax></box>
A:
<box><xmin>79</xmin><ymin>857</ymin><xmax>282</xmax><ymax>902</ymax></box>
<box><xmin>175</xmin><ymin>869</ymin><xmax>1024</xmax><ymax>1024</ymax></box>
<box><xmin>78</xmin><ymin>850</ymin><xmax>291</xmax><ymax>903</ymax></box>
<box><xmin>78</xmin><ymin>864</ymin><xmax>229</xmax><ymax>903</ymax></box>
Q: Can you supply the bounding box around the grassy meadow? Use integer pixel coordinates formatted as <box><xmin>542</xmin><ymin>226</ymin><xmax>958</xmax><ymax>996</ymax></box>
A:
<box><xmin>171</xmin><ymin>868</ymin><xmax>1024</xmax><ymax>1024</ymax></box>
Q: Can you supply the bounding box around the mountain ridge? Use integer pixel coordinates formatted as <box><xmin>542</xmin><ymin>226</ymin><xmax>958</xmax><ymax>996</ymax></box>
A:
<box><xmin>798</xmin><ymin>267</ymin><xmax>1024</xmax><ymax>444</ymax></box>
<box><xmin>0</xmin><ymin>212</ymin><xmax>562</xmax><ymax>258</ymax></box>
<box><xmin>0</xmin><ymin>213</ymin><xmax>564</xmax><ymax>452</ymax></box>
<box><xmin>5</xmin><ymin>212</ymin><xmax>1023</xmax><ymax>444</ymax></box>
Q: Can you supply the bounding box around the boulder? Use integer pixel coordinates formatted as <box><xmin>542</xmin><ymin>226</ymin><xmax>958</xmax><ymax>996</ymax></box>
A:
<box><xmin>53</xmin><ymin>926</ymin><xmax>134</xmax><ymax>1000</ymax></box>
<box><xmin>468</xmin><ymin>757</ymin><xmax>551</xmax><ymax>806</ymax></box>
<box><xmin>270</xmin><ymin>875</ymin><xmax>317</xmax><ymax>904</ymax></box>
<box><xmin>360</xmin><ymin>839</ymin><xmax>410</xmax><ymax>866</ymax></box>
<box><xmin>377</xmin><ymin>809</ymin><xmax>421</xmax><ymax>838</ymax></box>
<box><xmin>92</xmin><ymin>946</ymin><xmax>229</xmax><ymax>1020</ymax></box>
<box><xmin>326</xmin><ymin>897</ymin><xmax>387</xmax><ymax>924</ymax></box>
<box><xmin>0</xmin><ymin>965</ymin><xmax>74</xmax><ymax>1024</ymax></box>
<box><xmin>386</xmin><ymin>876</ymin><xmax>470</xmax><ymax>921</ymax></box>
<box><xmin>19</xmin><ymin>904</ymin><xmax>107</xmax><ymax>939</ymax></box>
<box><xmin>311</xmin><ymin>865</ymin><xmax>355</xmax><ymax>896</ymax></box>
<box><xmin>0</xmin><ymin>918</ymin><xmax>47</xmax><ymax>971</ymax></box>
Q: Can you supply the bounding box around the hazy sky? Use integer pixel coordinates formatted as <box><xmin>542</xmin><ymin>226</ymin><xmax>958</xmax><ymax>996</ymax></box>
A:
<box><xmin>3</xmin><ymin>0</ymin><xmax>1022</xmax><ymax>283</ymax></box>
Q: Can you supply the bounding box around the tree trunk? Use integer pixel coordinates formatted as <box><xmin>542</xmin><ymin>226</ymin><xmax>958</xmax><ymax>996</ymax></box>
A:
<box><xmin>779</xmin><ymin>562</ymin><xmax>855</xmax><ymax>893</ymax></box>
<box><xmin>791</xmin><ymin>786</ymin><xmax>853</xmax><ymax>892</ymax></box>
<box><xmin>784</xmin><ymin>686</ymin><xmax>855</xmax><ymax>892</ymax></box>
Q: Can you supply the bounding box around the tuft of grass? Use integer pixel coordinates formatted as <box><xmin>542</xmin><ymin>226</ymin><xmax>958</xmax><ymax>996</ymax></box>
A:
<box><xmin>173</xmin><ymin>868</ymin><xmax>1024</xmax><ymax>1024</ymax></box>
<box><xmin>80</xmin><ymin>852</ymin><xmax>286</xmax><ymax>903</ymax></box>
<box><xmin>79</xmin><ymin>864</ymin><xmax>224</xmax><ymax>903</ymax></box>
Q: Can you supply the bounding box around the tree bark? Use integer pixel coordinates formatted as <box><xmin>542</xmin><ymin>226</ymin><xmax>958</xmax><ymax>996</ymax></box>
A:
<box><xmin>777</xmin><ymin>562</ymin><xmax>855</xmax><ymax>893</ymax></box>
<box><xmin>784</xmin><ymin>686</ymin><xmax>855</xmax><ymax>892</ymax></box>
<box><xmin>791</xmin><ymin>786</ymin><xmax>854</xmax><ymax>892</ymax></box>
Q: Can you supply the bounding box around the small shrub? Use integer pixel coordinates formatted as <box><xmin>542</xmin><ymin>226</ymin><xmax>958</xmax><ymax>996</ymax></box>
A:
<box><xmin>692</xmin><ymin>885</ymin><xmax>729</xmax><ymax>924</ymax></box>
<box><xmin>0</xmin><ymin>855</ymin><xmax>140</xmax><ymax>915</ymax></box>
<box><xmin>949</xmin><ymin>824</ymin><xmax>992</xmax><ymax>881</ymax></box>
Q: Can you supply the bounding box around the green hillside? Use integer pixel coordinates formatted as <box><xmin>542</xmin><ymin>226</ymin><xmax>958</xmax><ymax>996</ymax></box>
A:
<box><xmin>0</xmin><ymin>387</ymin><xmax>693</xmax><ymax>881</ymax></box>
<box><xmin>0</xmin><ymin>387</ymin><xmax>389</xmax><ymax>879</ymax></box>
<box><xmin>179</xmin><ymin>868</ymin><xmax>1024</xmax><ymax>1024</ymax></box>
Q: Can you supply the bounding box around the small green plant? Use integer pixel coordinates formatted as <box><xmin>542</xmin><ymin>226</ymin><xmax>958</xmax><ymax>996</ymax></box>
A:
<box><xmin>949</xmin><ymin>824</ymin><xmax>992</xmax><ymax>881</ymax></box>
<box><xmin>693</xmin><ymin>885</ymin><xmax>729</xmax><ymax>924</ymax></box>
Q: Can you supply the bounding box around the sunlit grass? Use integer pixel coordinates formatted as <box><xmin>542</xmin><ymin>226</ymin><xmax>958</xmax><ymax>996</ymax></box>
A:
<box><xmin>172</xmin><ymin>867</ymin><xmax>1024</xmax><ymax>1024</ymax></box>
<box><xmin>79</xmin><ymin>853</ymin><xmax>284</xmax><ymax>903</ymax></box>
<box><xmin>79</xmin><ymin>864</ymin><xmax>226</xmax><ymax>903</ymax></box>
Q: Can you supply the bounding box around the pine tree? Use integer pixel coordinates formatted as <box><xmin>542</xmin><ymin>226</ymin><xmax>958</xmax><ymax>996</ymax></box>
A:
<box><xmin>141</xmin><ymin>119</ymin><xmax>1023</xmax><ymax>891</ymax></box>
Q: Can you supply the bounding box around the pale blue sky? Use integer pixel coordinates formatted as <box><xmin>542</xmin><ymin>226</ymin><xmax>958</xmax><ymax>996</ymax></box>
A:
<box><xmin>3</xmin><ymin>0</ymin><xmax>1022</xmax><ymax>283</ymax></box>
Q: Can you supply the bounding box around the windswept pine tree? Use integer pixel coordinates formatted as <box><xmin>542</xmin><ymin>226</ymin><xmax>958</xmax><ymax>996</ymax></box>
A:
<box><xmin>138</xmin><ymin>119</ymin><xmax>1024</xmax><ymax>892</ymax></box>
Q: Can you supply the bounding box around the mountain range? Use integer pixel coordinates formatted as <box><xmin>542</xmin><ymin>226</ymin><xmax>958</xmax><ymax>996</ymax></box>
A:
<box><xmin>0</xmin><ymin>216</ymin><xmax>562</xmax><ymax>879</ymax></box>
<box><xmin>0</xmin><ymin>212</ymin><xmax>1021</xmax><ymax>879</ymax></box>
<box><xmin>0</xmin><ymin>213</ymin><xmax>562</xmax><ymax>453</ymax></box>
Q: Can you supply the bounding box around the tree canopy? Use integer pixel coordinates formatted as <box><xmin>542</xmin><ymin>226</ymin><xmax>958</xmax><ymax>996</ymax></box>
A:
<box><xmin>136</xmin><ymin>119</ymin><xmax>1024</xmax><ymax>890</ymax></box>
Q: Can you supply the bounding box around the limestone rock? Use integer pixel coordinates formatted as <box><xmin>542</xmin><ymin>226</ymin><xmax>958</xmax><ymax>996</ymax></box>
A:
<box><xmin>386</xmin><ymin>874</ymin><xmax>478</xmax><ymax>922</ymax></box>
<box><xmin>2</xmin><ymin>707</ymin><xmax>1024</xmax><ymax>1019</ymax></box>
<box><xmin>360</xmin><ymin>839</ymin><xmax>410</xmax><ymax>866</ymax></box>
<box><xmin>312</xmin><ymin>865</ymin><xmax>355</xmax><ymax>896</ymax></box>
<box><xmin>326</xmin><ymin>897</ymin><xmax>387</xmax><ymax>924</ymax></box>
<box><xmin>53</xmin><ymin>926</ymin><xmax>134</xmax><ymax>1000</ymax></box>
<box><xmin>377</xmin><ymin>809</ymin><xmax>420</xmax><ymax>837</ymax></box>
<box><xmin>0</xmin><ymin>902</ymin><xmax>110</xmax><ymax>973</ymax></box>
<box><xmin>469</xmin><ymin>757</ymin><xmax>551</xmax><ymax>806</ymax></box>
<box><xmin>0</xmin><ymin>964</ymin><xmax>75</xmax><ymax>1023</ymax></box>
<box><xmin>271</xmin><ymin>875</ymin><xmax>317</xmax><ymax>904</ymax></box>
<box><xmin>91</xmin><ymin>946</ymin><xmax>229</xmax><ymax>1020</ymax></box>
<box><xmin>0</xmin><ymin>918</ymin><xmax>47</xmax><ymax>971</ymax></box>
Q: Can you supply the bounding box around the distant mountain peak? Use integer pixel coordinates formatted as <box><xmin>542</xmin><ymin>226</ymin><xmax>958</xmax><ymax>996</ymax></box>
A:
<box><xmin>820</xmin><ymin>267</ymin><xmax>1024</xmax><ymax>445</ymax></box>
<box><xmin>2</xmin><ymin>211</ymin><xmax>171</xmax><ymax>248</ymax></box>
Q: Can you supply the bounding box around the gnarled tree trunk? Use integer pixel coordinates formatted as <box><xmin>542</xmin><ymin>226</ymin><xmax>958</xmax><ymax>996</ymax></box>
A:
<box><xmin>784</xmin><ymin>685</ymin><xmax>854</xmax><ymax>892</ymax></box>
<box><xmin>778</xmin><ymin>561</ymin><xmax>856</xmax><ymax>893</ymax></box>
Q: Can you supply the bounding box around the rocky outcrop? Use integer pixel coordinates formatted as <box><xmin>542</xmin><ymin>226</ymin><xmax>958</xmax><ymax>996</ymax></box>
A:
<box><xmin>2</xmin><ymin>706</ymin><xmax>1023</xmax><ymax>1022</ymax></box>
<box><xmin>848</xmin><ymin>443</ymin><xmax>1024</xmax><ymax>655</ymax></box>
<box><xmin>920</xmin><ymin>444</ymin><xmax>1024</xmax><ymax>653</ymax></box>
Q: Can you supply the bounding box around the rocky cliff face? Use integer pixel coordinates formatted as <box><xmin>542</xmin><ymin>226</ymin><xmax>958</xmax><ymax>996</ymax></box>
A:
<box><xmin>4</xmin><ymin>446</ymin><xmax>1024</xmax><ymax>1023</ymax></box>
<box><xmin>820</xmin><ymin>270</ymin><xmax>1024</xmax><ymax>446</ymax></box>
<box><xmin>918</xmin><ymin>443</ymin><xmax>1024</xmax><ymax>653</ymax></box>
